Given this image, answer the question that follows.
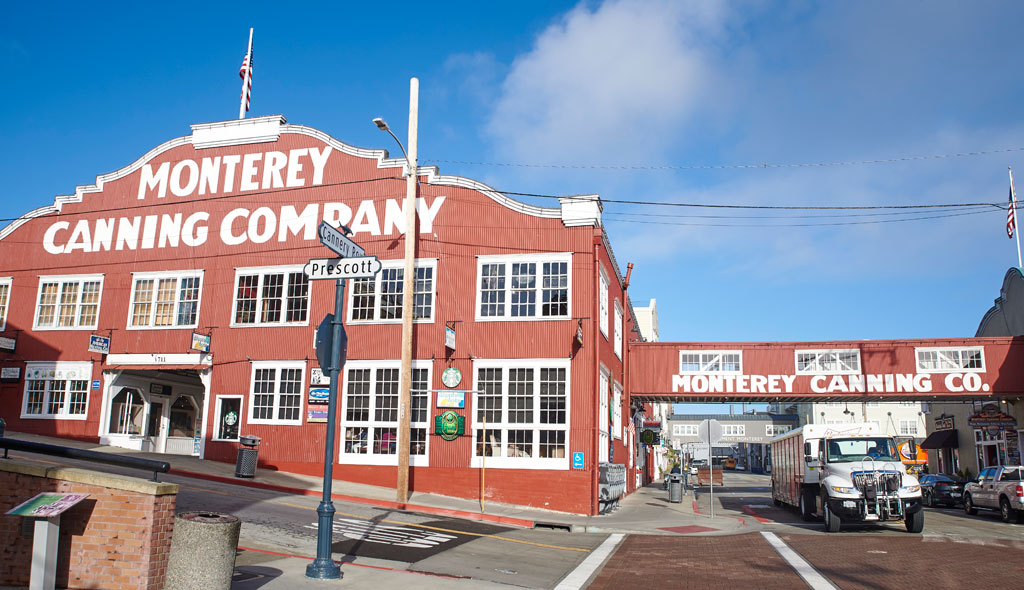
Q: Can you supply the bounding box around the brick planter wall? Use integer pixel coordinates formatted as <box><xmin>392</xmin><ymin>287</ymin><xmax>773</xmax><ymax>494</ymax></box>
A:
<box><xmin>0</xmin><ymin>460</ymin><xmax>178</xmax><ymax>590</ymax></box>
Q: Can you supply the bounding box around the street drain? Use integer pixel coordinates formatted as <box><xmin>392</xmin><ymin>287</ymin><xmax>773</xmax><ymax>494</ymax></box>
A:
<box><xmin>495</xmin><ymin>569</ymin><xmax>518</xmax><ymax>575</ymax></box>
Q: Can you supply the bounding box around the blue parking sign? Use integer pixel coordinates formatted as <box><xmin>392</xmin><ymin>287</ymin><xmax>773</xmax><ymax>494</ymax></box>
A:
<box><xmin>572</xmin><ymin>452</ymin><xmax>584</xmax><ymax>469</ymax></box>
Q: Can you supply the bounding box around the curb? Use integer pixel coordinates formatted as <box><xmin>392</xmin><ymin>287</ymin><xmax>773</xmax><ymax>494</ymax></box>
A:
<box><xmin>169</xmin><ymin>468</ymin><xmax>536</xmax><ymax>529</ymax></box>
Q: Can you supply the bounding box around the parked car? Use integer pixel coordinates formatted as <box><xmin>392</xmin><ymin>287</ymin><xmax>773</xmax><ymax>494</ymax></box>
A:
<box><xmin>689</xmin><ymin>459</ymin><xmax>707</xmax><ymax>476</ymax></box>
<box><xmin>963</xmin><ymin>466</ymin><xmax>1024</xmax><ymax>523</ymax></box>
<box><xmin>920</xmin><ymin>474</ymin><xmax>965</xmax><ymax>507</ymax></box>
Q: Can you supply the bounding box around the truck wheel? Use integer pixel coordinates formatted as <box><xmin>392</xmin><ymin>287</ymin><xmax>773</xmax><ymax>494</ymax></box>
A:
<box><xmin>964</xmin><ymin>494</ymin><xmax>978</xmax><ymax>516</ymax></box>
<box><xmin>1000</xmin><ymin>498</ymin><xmax>1017</xmax><ymax>523</ymax></box>
<box><xmin>823</xmin><ymin>500</ymin><xmax>841</xmax><ymax>533</ymax></box>
<box><xmin>799</xmin><ymin>489</ymin><xmax>815</xmax><ymax>521</ymax></box>
<box><xmin>905</xmin><ymin>508</ymin><xmax>924</xmax><ymax>533</ymax></box>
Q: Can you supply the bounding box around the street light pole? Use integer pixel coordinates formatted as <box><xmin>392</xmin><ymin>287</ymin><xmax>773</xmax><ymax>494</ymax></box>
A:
<box><xmin>373</xmin><ymin>77</ymin><xmax>418</xmax><ymax>503</ymax></box>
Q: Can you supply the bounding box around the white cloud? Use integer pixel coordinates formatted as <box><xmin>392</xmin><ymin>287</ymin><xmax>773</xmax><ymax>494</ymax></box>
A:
<box><xmin>485</xmin><ymin>0</ymin><xmax>731</xmax><ymax>165</ymax></box>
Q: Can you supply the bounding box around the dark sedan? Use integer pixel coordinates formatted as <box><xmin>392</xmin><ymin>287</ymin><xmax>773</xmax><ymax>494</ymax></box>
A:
<box><xmin>920</xmin><ymin>474</ymin><xmax>966</xmax><ymax>507</ymax></box>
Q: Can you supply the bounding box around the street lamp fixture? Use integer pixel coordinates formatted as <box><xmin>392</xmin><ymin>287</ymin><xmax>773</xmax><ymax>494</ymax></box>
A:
<box><xmin>372</xmin><ymin>117</ymin><xmax>410</xmax><ymax>170</ymax></box>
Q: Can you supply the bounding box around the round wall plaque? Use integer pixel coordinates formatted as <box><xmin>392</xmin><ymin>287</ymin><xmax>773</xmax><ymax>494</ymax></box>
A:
<box><xmin>441</xmin><ymin>367</ymin><xmax>462</xmax><ymax>388</ymax></box>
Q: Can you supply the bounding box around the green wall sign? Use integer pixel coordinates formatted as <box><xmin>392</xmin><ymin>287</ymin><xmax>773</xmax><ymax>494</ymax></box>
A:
<box><xmin>434</xmin><ymin>410</ymin><xmax>465</xmax><ymax>441</ymax></box>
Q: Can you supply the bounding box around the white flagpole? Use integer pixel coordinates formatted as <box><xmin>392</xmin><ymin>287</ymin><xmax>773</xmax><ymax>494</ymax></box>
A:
<box><xmin>238</xmin><ymin>28</ymin><xmax>253</xmax><ymax>120</ymax></box>
<box><xmin>1010</xmin><ymin>167</ymin><xmax>1022</xmax><ymax>269</ymax></box>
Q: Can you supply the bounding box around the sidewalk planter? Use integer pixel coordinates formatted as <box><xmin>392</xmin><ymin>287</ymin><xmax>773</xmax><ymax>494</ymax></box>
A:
<box><xmin>165</xmin><ymin>511</ymin><xmax>241</xmax><ymax>590</ymax></box>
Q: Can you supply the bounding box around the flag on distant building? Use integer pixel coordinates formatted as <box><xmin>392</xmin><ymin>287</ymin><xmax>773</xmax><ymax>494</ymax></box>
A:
<box><xmin>1008</xmin><ymin>186</ymin><xmax>1016</xmax><ymax>239</ymax></box>
<box><xmin>239</xmin><ymin>51</ymin><xmax>253</xmax><ymax>113</ymax></box>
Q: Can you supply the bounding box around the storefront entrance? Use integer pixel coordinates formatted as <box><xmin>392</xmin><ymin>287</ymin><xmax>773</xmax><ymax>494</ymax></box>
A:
<box><xmin>100</xmin><ymin>368</ymin><xmax>208</xmax><ymax>456</ymax></box>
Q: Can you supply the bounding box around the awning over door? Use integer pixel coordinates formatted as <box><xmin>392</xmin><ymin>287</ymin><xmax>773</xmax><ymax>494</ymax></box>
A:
<box><xmin>920</xmin><ymin>429</ymin><xmax>958</xmax><ymax>449</ymax></box>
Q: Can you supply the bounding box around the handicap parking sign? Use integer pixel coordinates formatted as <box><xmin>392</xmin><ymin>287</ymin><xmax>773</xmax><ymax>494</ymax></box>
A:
<box><xmin>572</xmin><ymin>452</ymin><xmax>584</xmax><ymax>469</ymax></box>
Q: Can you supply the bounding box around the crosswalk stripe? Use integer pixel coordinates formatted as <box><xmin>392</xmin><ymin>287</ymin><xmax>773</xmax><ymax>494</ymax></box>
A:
<box><xmin>760</xmin><ymin>531</ymin><xmax>839</xmax><ymax>590</ymax></box>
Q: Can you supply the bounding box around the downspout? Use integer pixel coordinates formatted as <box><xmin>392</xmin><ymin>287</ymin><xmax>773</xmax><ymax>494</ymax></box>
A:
<box><xmin>591</xmin><ymin>235</ymin><xmax>602</xmax><ymax>515</ymax></box>
<box><xmin>622</xmin><ymin>262</ymin><xmax>633</xmax><ymax>489</ymax></box>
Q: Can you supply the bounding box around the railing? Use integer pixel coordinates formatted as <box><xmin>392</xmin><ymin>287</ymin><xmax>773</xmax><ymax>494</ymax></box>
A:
<box><xmin>0</xmin><ymin>437</ymin><xmax>171</xmax><ymax>482</ymax></box>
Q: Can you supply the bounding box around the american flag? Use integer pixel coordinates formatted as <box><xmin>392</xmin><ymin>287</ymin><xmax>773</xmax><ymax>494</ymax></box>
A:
<box><xmin>1008</xmin><ymin>186</ymin><xmax>1016</xmax><ymax>239</ymax></box>
<box><xmin>239</xmin><ymin>51</ymin><xmax>253</xmax><ymax>112</ymax></box>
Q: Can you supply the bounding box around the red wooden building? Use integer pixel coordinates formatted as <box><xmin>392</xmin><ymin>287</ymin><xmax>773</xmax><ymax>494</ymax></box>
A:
<box><xmin>0</xmin><ymin>115</ymin><xmax>642</xmax><ymax>515</ymax></box>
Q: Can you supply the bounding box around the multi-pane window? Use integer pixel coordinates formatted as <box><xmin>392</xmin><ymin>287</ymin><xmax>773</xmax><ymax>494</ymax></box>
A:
<box><xmin>0</xmin><ymin>278</ymin><xmax>10</xmax><ymax>330</ymax></box>
<box><xmin>599</xmin><ymin>370</ymin><xmax>610</xmax><ymax>435</ymax></box>
<box><xmin>795</xmin><ymin>349</ymin><xmax>861</xmax><ymax>375</ymax></box>
<box><xmin>673</xmin><ymin>424</ymin><xmax>698</xmax><ymax>436</ymax></box>
<box><xmin>341</xmin><ymin>363</ymin><xmax>430</xmax><ymax>460</ymax></box>
<box><xmin>34</xmin><ymin>275</ymin><xmax>103</xmax><ymax>329</ymax></box>
<box><xmin>678</xmin><ymin>351</ymin><xmax>742</xmax><ymax>374</ymax></box>
<box><xmin>599</xmin><ymin>268</ymin><xmax>609</xmax><ymax>337</ymax></box>
<box><xmin>476</xmin><ymin>254</ymin><xmax>571</xmax><ymax>320</ymax></box>
<box><xmin>915</xmin><ymin>347</ymin><xmax>985</xmax><ymax>373</ymax></box>
<box><xmin>473</xmin><ymin>360</ymin><xmax>570</xmax><ymax>466</ymax></box>
<box><xmin>21</xmin><ymin>362</ymin><xmax>91</xmax><ymax>419</ymax></box>
<box><xmin>128</xmin><ymin>272</ymin><xmax>202</xmax><ymax>328</ymax></box>
<box><xmin>612</xmin><ymin>382</ymin><xmax>623</xmax><ymax>440</ymax></box>
<box><xmin>348</xmin><ymin>260</ymin><xmax>436</xmax><ymax>323</ymax></box>
<box><xmin>722</xmin><ymin>424</ymin><xmax>745</xmax><ymax>436</ymax></box>
<box><xmin>766</xmin><ymin>424</ymin><xmax>791</xmax><ymax>436</ymax></box>
<box><xmin>899</xmin><ymin>420</ymin><xmax>918</xmax><ymax>436</ymax></box>
<box><xmin>233</xmin><ymin>267</ymin><xmax>309</xmax><ymax>326</ymax></box>
<box><xmin>613</xmin><ymin>301</ymin><xmax>623</xmax><ymax>359</ymax></box>
<box><xmin>248</xmin><ymin>362</ymin><xmax>304</xmax><ymax>425</ymax></box>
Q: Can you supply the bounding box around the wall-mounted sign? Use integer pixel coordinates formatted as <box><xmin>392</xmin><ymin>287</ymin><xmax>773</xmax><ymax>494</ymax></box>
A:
<box><xmin>307</xmin><ymin>409</ymin><xmax>328</xmax><ymax>423</ymax></box>
<box><xmin>1</xmin><ymin>367</ymin><xmax>20</xmax><ymax>382</ymax></box>
<box><xmin>191</xmin><ymin>332</ymin><xmax>211</xmax><ymax>353</ymax></box>
<box><xmin>434</xmin><ymin>410</ymin><xmax>465</xmax><ymax>441</ymax></box>
<box><xmin>310</xmin><ymin>368</ymin><xmax>330</xmax><ymax>386</ymax></box>
<box><xmin>149</xmin><ymin>383</ymin><xmax>171</xmax><ymax>395</ymax></box>
<box><xmin>88</xmin><ymin>335</ymin><xmax>110</xmax><ymax>355</ymax></box>
<box><xmin>641</xmin><ymin>429</ymin><xmax>660</xmax><ymax>445</ymax></box>
<box><xmin>445</xmin><ymin>326</ymin><xmax>456</xmax><ymax>350</ymax></box>
<box><xmin>436</xmin><ymin>390</ymin><xmax>466</xmax><ymax>409</ymax></box>
<box><xmin>91</xmin><ymin>379</ymin><xmax>100</xmax><ymax>390</ymax></box>
<box><xmin>308</xmin><ymin>387</ymin><xmax>330</xmax><ymax>405</ymax></box>
<box><xmin>0</xmin><ymin>336</ymin><xmax>15</xmax><ymax>353</ymax></box>
<box><xmin>572</xmin><ymin>452</ymin><xmax>585</xmax><ymax>469</ymax></box>
<box><xmin>575</xmin><ymin>325</ymin><xmax>584</xmax><ymax>347</ymax></box>
<box><xmin>934</xmin><ymin>416</ymin><xmax>954</xmax><ymax>431</ymax></box>
<box><xmin>441</xmin><ymin>367</ymin><xmax>462</xmax><ymax>388</ymax></box>
<box><xmin>968</xmin><ymin>410</ymin><xmax>1017</xmax><ymax>428</ymax></box>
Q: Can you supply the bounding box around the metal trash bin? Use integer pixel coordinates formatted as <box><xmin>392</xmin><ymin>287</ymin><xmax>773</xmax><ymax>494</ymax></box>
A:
<box><xmin>669</xmin><ymin>474</ymin><xmax>684</xmax><ymax>503</ymax></box>
<box><xmin>234</xmin><ymin>435</ymin><xmax>261</xmax><ymax>478</ymax></box>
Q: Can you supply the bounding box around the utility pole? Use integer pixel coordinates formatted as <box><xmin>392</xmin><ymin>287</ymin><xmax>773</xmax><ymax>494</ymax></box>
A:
<box><xmin>397</xmin><ymin>78</ymin><xmax>419</xmax><ymax>502</ymax></box>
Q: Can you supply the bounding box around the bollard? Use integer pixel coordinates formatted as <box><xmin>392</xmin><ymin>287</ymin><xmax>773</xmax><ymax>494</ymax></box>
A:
<box><xmin>165</xmin><ymin>511</ymin><xmax>241</xmax><ymax>590</ymax></box>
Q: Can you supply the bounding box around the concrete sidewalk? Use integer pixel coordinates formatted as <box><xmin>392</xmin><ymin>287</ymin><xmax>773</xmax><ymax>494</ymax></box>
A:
<box><xmin>3</xmin><ymin>431</ymin><xmax>746</xmax><ymax>536</ymax></box>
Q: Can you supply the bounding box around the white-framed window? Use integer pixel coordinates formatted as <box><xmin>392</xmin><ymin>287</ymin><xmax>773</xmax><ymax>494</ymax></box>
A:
<box><xmin>347</xmin><ymin>259</ymin><xmax>437</xmax><ymax>323</ymax></box>
<box><xmin>678</xmin><ymin>351</ymin><xmax>742</xmax><ymax>374</ymax></box>
<box><xmin>915</xmin><ymin>346</ymin><xmax>985</xmax><ymax>373</ymax></box>
<box><xmin>232</xmin><ymin>266</ymin><xmax>309</xmax><ymax>327</ymax></box>
<box><xmin>0</xmin><ymin>277</ymin><xmax>10</xmax><ymax>331</ymax></box>
<box><xmin>21</xmin><ymin>362</ymin><xmax>92</xmax><ymax>420</ymax></box>
<box><xmin>33</xmin><ymin>275</ymin><xmax>103</xmax><ymax>330</ymax></box>
<box><xmin>599</xmin><ymin>267</ymin><xmax>609</xmax><ymax>338</ymax></box>
<box><xmin>795</xmin><ymin>349</ymin><xmax>860</xmax><ymax>375</ymax></box>
<box><xmin>766</xmin><ymin>424</ymin><xmax>791</xmax><ymax>436</ymax></box>
<box><xmin>339</xmin><ymin>360</ymin><xmax>431</xmax><ymax>465</ymax></box>
<box><xmin>613</xmin><ymin>300</ymin><xmax>623</xmax><ymax>359</ymax></box>
<box><xmin>127</xmin><ymin>271</ymin><xmax>203</xmax><ymax>329</ymax></box>
<box><xmin>674</xmin><ymin>424</ymin><xmax>699</xmax><ymax>436</ymax></box>
<box><xmin>213</xmin><ymin>395</ymin><xmax>244</xmax><ymax>441</ymax></box>
<box><xmin>248</xmin><ymin>361</ymin><xmax>305</xmax><ymax>425</ymax></box>
<box><xmin>722</xmin><ymin>424</ymin><xmax>745</xmax><ymax>436</ymax></box>
<box><xmin>899</xmin><ymin>420</ymin><xmax>918</xmax><ymax>436</ymax></box>
<box><xmin>476</xmin><ymin>253</ymin><xmax>571</xmax><ymax>321</ymax></box>
<box><xmin>612</xmin><ymin>382</ymin><xmax>623</xmax><ymax>440</ymax></box>
<box><xmin>472</xmin><ymin>358</ymin><xmax>570</xmax><ymax>469</ymax></box>
<box><xmin>599</xmin><ymin>369</ymin><xmax>610</xmax><ymax>436</ymax></box>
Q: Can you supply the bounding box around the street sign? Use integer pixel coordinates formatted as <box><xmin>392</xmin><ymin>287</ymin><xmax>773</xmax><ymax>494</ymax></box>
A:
<box><xmin>697</xmin><ymin>419</ymin><xmax>723</xmax><ymax>446</ymax></box>
<box><xmin>317</xmin><ymin>221</ymin><xmax>365</xmax><ymax>258</ymax></box>
<box><xmin>303</xmin><ymin>257</ymin><xmax>382</xmax><ymax>280</ymax></box>
<box><xmin>572</xmin><ymin>452</ymin><xmax>585</xmax><ymax>469</ymax></box>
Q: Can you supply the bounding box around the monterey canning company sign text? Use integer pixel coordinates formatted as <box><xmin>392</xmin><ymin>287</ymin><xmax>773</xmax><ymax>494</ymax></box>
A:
<box><xmin>672</xmin><ymin>372</ymin><xmax>990</xmax><ymax>395</ymax></box>
<box><xmin>42</xmin><ymin>146</ymin><xmax>446</xmax><ymax>254</ymax></box>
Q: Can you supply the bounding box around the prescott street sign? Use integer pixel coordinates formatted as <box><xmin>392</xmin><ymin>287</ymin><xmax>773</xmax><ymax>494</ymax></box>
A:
<box><xmin>304</xmin><ymin>257</ymin><xmax>383</xmax><ymax>280</ymax></box>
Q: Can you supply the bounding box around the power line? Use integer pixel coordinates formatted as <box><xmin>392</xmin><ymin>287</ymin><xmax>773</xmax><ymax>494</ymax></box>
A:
<box><xmin>602</xmin><ymin>208</ymin><xmax>995</xmax><ymax>228</ymax></box>
<box><xmin>423</xmin><ymin>146</ymin><xmax>1024</xmax><ymax>171</ymax></box>
<box><xmin>603</xmin><ymin>204</ymin><xmax>995</xmax><ymax>220</ymax></box>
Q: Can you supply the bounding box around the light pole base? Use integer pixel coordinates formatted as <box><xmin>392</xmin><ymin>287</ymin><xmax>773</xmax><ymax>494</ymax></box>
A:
<box><xmin>305</xmin><ymin>558</ymin><xmax>342</xmax><ymax>579</ymax></box>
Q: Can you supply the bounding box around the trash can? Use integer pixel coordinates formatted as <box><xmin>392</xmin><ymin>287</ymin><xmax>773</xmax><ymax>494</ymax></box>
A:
<box><xmin>234</xmin><ymin>435</ymin><xmax>261</xmax><ymax>478</ymax></box>
<box><xmin>165</xmin><ymin>511</ymin><xmax>241</xmax><ymax>590</ymax></box>
<box><xmin>669</xmin><ymin>474</ymin><xmax>684</xmax><ymax>503</ymax></box>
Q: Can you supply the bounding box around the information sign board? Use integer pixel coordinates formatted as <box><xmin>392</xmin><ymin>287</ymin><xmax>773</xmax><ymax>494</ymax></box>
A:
<box><xmin>317</xmin><ymin>221</ymin><xmax>365</xmax><ymax>258</ymax></box>
<box><xmin>6</xmin><ymin>493</ymin><xmax>89</xmax><ymax>517</ymax></box>
<box><xmin>87</xmin><ymin>335</ymin><xmax>110</xmax><ymax>355</ymax></box>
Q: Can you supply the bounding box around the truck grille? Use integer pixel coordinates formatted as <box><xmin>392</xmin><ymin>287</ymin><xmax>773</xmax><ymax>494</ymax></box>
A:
<box><xmin>852</xmin><ymin>471</ymin><xmax>901</xmax><ymax>494</ymax></box>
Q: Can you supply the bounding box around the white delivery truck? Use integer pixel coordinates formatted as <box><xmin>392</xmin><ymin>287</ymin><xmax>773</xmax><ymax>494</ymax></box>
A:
<box><xmin>770</xmin><ymin>422</ymin><xmax>924</xmax><ymax>533</ymax></box>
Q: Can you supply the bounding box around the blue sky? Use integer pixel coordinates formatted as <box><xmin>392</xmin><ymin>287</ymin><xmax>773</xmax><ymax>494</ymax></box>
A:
<box><xmin>3</xmin><ymin>1</ymin><xmax>1023</xmax><ymax>412</ymax></box>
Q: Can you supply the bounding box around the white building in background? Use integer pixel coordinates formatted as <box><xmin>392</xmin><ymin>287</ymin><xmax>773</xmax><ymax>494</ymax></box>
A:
<box><xmin>772</xmin><ymin>401</ymin><xmax>928</xmax><ymax>439</ymax></box>
<box><xmin>632</xmin><ymin>299</ymin><xmax>672</xmax><ymax>476</ymax></box>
